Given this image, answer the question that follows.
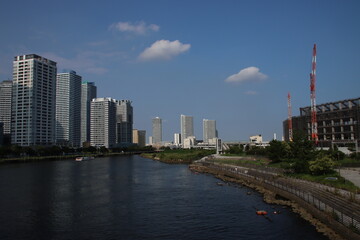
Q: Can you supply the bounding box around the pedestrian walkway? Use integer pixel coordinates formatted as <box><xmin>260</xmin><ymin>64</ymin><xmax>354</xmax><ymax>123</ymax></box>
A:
<box><xmin>340</xmin><ymin>168</ymin><xmax>360</xmax><ymax>188</ymax></box>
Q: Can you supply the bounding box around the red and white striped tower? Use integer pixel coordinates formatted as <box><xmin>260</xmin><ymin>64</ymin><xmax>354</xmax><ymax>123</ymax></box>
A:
<box><xmin>287</xmin><ymin>92</ymin><xmax>293</xmax><ymax>141</ymax></box>
<box><xmin>310</xmin><ymin>44</ymin><xmax>318</xmax><ymax>144</ymax></box>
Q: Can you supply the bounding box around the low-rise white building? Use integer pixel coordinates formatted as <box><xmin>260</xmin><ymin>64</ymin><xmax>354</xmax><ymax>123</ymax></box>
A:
<box><xmin>250</xmin><ymin>135</ymin><xmax>263</xmax><ymax>145</ymax></box>
<box><xmin>183</xmin><ymin>136</ymin><xmax>196</xmax><ymax>149</ymax></box>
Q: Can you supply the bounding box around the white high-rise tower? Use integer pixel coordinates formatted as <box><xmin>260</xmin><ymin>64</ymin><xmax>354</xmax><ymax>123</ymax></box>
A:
<box><xmin>180</xmin><ymin>114</ymin><xmax>194</xmax><ymax>143</ymax></box>
<box><xmin>90</xmin><ymin>98</ymin><xmax>116</xmax><ymax>148</ymax></box>
<box><xmin>203</xmin><ymin>119</ymin><xmax>217</xmax><ymax>143</ymax></box>
<box><xmin>11</xmin><ymin>54</ymin><xmax>57</xmax><ymax>146</ymax></box>
<box><xmin>0</xmin><ymin>80</ymin><xmax>12</xmax><ymax>135</ymax></box>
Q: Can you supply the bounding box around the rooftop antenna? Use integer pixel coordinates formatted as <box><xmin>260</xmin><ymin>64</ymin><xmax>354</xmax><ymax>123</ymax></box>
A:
<box><xmin>310</xmin><ymin>44</ymin><xmax>318</xmax><ymax>144</ymax></box>
<box><xmin>287</xmin><ymin>92</ymin><xmax>293</xmax><ymax>141</ymax></box>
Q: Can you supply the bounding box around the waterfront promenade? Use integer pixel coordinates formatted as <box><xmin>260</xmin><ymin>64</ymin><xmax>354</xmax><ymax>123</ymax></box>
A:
<box><xmin>191</xmin><ymin>155</ymin><xmax>360</xmax><ymax>240</ymax></box>
<box><xmin>340</xmin><ymin>168</ymin><xmax>360</xmax><ymax>188</ymax></box>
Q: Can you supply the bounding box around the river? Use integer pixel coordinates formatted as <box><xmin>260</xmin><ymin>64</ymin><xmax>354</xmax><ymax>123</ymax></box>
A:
<box><xmin>0</xmin><ymin>155</ymin><xmax>328</xmax><ymax>240</ymax></box>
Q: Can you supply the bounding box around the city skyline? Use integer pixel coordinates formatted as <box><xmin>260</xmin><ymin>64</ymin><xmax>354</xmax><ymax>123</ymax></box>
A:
<box><xmin>1</xmin><ymin>1</ymin><xmax>360</xmax><ymax>141</ymax></box>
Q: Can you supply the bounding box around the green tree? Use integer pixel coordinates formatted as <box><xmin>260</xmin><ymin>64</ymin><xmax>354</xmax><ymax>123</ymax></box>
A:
<box><xmin>48</xmin><ymin>146</ymin><xmax>62</xmax><ymax>156</ymax></box>
<box><xmin>327</xmin><ymin>146</ymin><xmax>345</xmax><ymax>161</ymax></box>
<box><xmin>287</xmin><ymin>130</ymin><xmax>316</xmax><ymax>173</ymax></box>
<box><xmin>267</xmin><ymin>140</ymin><xmax>290</xmax><ymax>163</ymax></box>
<box><xmin>246</xmin><ymin>145</ymin><xmax>267</xmax><ymax>156</ymax></box>
<box><xmin>99</xmin><ymin>146</ymin><xmax>108</xmax><ymax>153</ymax></box>
<box><xmin>0</xmin><ymin>146</ymin><xmax>11</xmax><ymax>157</ymax></box>
<box><xmin>83</xmin><ymin>146</ymin><xmax>97</xmax><ymax>153</ymax></box>
<box><xmin>309</xmin><ymin>153</ymin><xmax>336</xmax><ymax>175</ymax></box>
<box><xmin>11</xmin><ymin>145</ymin><xmax>24</xmax><ymax>157</ymax></box>
<box><xmin>226</xmin><ymin>145</ymin><xmax>244</xmax><ymax>155</ymax></box>
<box><xmin>23</xmin><ymin>147</ymin><xmax>36</xmax><ymax>156</ymax></box>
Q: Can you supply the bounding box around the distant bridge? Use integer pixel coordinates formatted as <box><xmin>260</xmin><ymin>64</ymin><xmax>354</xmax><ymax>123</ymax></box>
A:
<box><xmin>222</xmin><ymin>141</ymin><xmax>249</xmax><ymax>150</ymax></box>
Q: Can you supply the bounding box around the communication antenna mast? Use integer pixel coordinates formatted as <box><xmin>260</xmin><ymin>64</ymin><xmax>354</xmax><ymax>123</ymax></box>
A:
<box><xmin>288</xmin><ymin>92</ymin><xmax>293</xmax><ymax>141</ymax></box>
<box><xmin>310</xmin><ymin>44</ymin><xmax>318</xmax><ymax>144</ymax></box>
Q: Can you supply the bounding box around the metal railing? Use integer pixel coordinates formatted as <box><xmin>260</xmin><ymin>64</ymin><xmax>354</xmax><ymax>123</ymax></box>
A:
<box><xmin>199</xmin><ymin>161</ymin><xmax>360</xmax><ymax>233</ymax></box>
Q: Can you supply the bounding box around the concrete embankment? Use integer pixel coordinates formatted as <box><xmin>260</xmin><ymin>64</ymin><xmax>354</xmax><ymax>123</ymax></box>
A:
<box><xmin>190</xmin><ymin>162</ymin><xmax>360</xmax><ymax>240</ymax></box>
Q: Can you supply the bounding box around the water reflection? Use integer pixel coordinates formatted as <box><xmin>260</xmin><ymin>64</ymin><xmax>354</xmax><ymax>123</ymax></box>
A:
<box><xmin>0</xmin><ymin>156</ymin><xmax>328</xmax><ymax>240</ymax></box>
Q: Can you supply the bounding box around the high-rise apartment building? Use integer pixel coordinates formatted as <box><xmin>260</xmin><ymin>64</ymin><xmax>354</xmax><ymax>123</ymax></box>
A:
<box><xmin>81</xmin><ymin>81</ymin><xmax>97</xmax><ymax>145</ymax></box>
<box><xmin>152</xmin><ymin>117</ymin><xmax>162</xmax><ymax>144</ymax></box>
<box><xmin>115</xmin><ymin>100</ymin><xmax>133</xmax><ymax>146</ymax></box>
<box><xmin>90</xmin><ymin>98</ymin><xmax>116</xmax><ymax>148</ymax></box>
<box><xmin>56</xmin><ymin>70</ymin><xmax>81</xmax><ymax>147</ymax></box>
<box><xmin>180</xmin><ymin>114</ymin><xmax>194</xmax><ymax>143</ymax></box>
<box><xmin>0</xmin><ymin>80</ymin><xmax>12</xmax><ymax>135</ymax></box>
<box><xmin>11</xmin><ymin>54</ymin><xmax>57</xmax><ymax>146</ymax></box>
<box><xmin>0</xmin><ymin>122</ymin><xmax>3</xmax><ymax>145</ymax></box>
<box><xmin>203</xmin><ymin>119</ymin><xmax>217</xmax><ymax>143</ymax></box>
<box><xmin>133</xmin><ymin>129</ymin><xmax>146</xmax><ymax>147</ymax></box>
<box><xmin>174</xmin><ymin>133</ymin><xmax>181</xmax><ymax>146</ymax></box>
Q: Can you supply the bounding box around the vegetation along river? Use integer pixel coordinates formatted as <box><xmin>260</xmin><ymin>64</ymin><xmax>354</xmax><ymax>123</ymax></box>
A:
<box><xmin>0</xmin><ymin>155</ymin><xmax>328</xmax><ymax>240</ymax></box>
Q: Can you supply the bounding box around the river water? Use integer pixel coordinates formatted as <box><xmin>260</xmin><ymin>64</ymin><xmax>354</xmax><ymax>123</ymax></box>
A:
<box><xmin>0</xmin><ymin>155</ymin><xmax>328</xmax><ymax>240</ymax></box>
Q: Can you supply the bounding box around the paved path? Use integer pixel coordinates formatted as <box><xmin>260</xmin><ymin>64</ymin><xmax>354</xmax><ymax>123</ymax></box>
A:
<box><xmin>340</xmin><ymin>168</ymin><xmax>360</xmax><ymax>188</ymax></box>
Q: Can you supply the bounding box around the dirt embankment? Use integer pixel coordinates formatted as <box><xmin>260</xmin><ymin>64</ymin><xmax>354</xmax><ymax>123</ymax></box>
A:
<box><xmin>141</xmin><ymin>154</ymin><xmax>193</xmax><ymax>164</ymax></box>
<box><xmin>189</xmin><ymin>164</ymin><xmax>348</xmax><ymax>240</ymax></box>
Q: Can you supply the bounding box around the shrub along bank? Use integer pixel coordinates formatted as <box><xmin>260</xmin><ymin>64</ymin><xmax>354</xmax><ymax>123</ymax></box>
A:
<box><xmin>141</xmin><ymin>149</ymin><xmax>215</xmax><ymax>164</ymax></box>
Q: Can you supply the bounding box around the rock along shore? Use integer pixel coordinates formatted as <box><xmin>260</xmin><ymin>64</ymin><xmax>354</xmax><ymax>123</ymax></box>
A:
<box><xmin>189</xmin><ymin>163</ymin><xmax>354</xmax><ymax>240</ymax></box>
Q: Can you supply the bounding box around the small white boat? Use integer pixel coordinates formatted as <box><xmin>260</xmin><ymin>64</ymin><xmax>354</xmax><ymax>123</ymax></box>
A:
<box><xmin>75</xmin><ymin>157</ymin><xmax>84</xmax><ymax>161</ymax></box>
<box><xmin>75</xmin><ymin>156</ymin><xmax>94</xmax><ymax>161</ymax></box>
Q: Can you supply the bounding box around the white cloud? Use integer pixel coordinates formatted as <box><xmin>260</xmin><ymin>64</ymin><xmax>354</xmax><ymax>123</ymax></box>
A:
<box><xmin>110</xmin><ymin>21</ymin><xmax>160</xmax><ymax>35</ymax></box>
<box><xmin>138</xmin><ymin>40</ymin><xmax>191</xmax><ymax>61</ymax></box>
<box><xmin>225</xmin><ymin>67</ymin><xmax>268</xmax><ymax>84</ymax></box>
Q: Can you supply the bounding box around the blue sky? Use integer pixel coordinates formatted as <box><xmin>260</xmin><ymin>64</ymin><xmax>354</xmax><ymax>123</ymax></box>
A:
<box><xmin>1</xmin><ymin>0</ymin><xmax>360</xmax><ymax>142</ymax></box>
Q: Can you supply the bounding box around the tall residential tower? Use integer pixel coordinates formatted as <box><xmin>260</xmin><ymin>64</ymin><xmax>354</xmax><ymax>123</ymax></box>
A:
<box><xmin>11</xmin><ymin>54</ymin><xmax>57</xmax><ymax>146</ymax></box>
<box><xmin>115</xmin><ymin>100</ymin><xmax>133</xmax><ymax>146</ymax></box>
<box><xmin>81</xmin><ymin>81</ymin><xmax>97</xmax><ymax>145</ymax></box>
<box><xmin>152</xmin><ymin>117</ymin><xmax>162</xmax><ymax>145</ymax></box>
<box><xmin>56</xmin><ymin>70</ymin><xmax>82</xmax><ymax>147</ymax></box>
<box><xmin>203</xmin><ymin>119</ymin><xmax>217</xmax><ymax>143</ymax></box>
<box><xmin>0</xmin><ymin>80</ymin><xmax>12</xmax><ymax>135</ymax></box>
<box><xmin>90</xmin><ymin>98</ymin><xmax>117</xmax><ymax>148</ymax></box>
<box><xmin>180</xmin><ymin>114</ymin><xmax>194</xmax><ymax>143</ymax></box>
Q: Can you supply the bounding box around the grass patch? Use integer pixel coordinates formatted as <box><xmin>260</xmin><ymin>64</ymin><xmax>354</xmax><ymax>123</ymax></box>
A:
<box><xmin>288</xmin><ymin>172</ymin><xmax>360</xmax><ymax>193</ymax></box>
<box><xmin>338</xmin><ymin>157</ymin><xmax>360</xmax><ymax>167</ymax></box>
<box><xmin>268</xmin><ymin>161</ymin><xmax>291</xmax><ymax>169</ymax></box>
<box><xmin>210</xmin><ymin>157</ymin><xmax>270</xmax><ymax>167</ymax></box>
<box><xmin>222</xmin><ymin>153</ymin><xmax>246</xmax><ymax>157</ymax></box>
<box><xmin>210</xmin><ymin>156</ymin><xmax>359</xmax><ymax>193</ymax></box>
